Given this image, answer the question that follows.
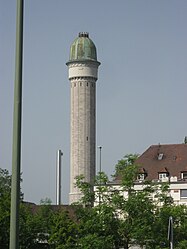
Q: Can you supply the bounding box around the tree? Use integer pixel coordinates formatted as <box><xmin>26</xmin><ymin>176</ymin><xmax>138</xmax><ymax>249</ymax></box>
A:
<box><xmin>152</xmin><ymin>204</ymin><xmax>187</xmax><ymax>249</ymax></box>
<box><xmin>74</xmin><ymin>175</ymin><xmax>95</xmax><ymax>207</ymax></box>
<box><xmin>49</xmin><ymin>210</ymin><xmax>79</xmax><ymax>249</ymax></box>
<box><xmin>2</xmin><ymin>153</ymin><xmax>187</xmax><ymax>249</ymax></box>
<box><xmin>0</xmin><ymin>168</ymin><xmax>53</xmax><ymax>248</ymax></box>
<box><xmin>19</xmin><ymin>203</ymin><xmax>37</xmax><ymax>249</ymax></box>
<box><xmin>111</xmin><ymin>162</ymin><xmax>157</xmax><ymax>249</ymax></box>
<box><xmin>74</xmin><ymin>203</ymin><xmax>121</xmax><ymax>249</ymax></box>
<box><xmin>74</xmin><ymin>154</ymin><xmax>187</xmax><ymax>249</ymax></box>
<box><xmin>113</xmin><ymin>154</ymin><xmax>139</xmax><ymax>178</ymax></box>
<box><xmin>0</xmin><ymin>169</ymin><xmax>11</xmax><ymax>248</ymax></box>
<box><xmin>30</xmin><ymin>199</ymin><xmax>54</xmax><ymax>248</ymax></box>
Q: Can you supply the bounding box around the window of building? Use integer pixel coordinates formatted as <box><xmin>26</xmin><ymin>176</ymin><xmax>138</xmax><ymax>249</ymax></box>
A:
<box><xmin>181</xmin><ymin>172</ymin><xmax>187</xmax><ymax>180</ymax></box>
<box><xmin>173</xmin><ymin>190</ymin><xmax>179</xmax><ymax>193</ymax></box>
<box><xmin>159</xmin><ymin>173</ymin><xmax>167</xmax><ymax>180</ymax></box>
<box><xmin>173</xmin><ymin>156</ymin><xmax>177</xmax><ymax>161</ymax></box>
<box><xmin>137</xmin><ymin>174</ymin><xmax>145</xmax><ymax>181</ymax></box>
<box><xmin>158</xmin><ymin>153</ymin><xmax>164</xmax><ymax>160</ymax></box>
<box><xmin>180</xmin><ymin>189</ymin><xmax>187</xmax><ymax>198</ymax></box>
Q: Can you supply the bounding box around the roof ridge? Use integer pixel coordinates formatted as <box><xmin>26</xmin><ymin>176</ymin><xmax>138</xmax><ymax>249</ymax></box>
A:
<box><xmin>151</xmin><ymin>143</ymin><xmax>186</xmax><ymax>147</ymax></box>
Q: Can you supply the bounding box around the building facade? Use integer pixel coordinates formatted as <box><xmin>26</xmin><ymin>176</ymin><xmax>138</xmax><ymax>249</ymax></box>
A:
<box><xmin>135</xmin><ymin>143</ymin><xmax>187</xmax><ymax>204</ymax></box>
<box><xmin>112</xmin><ymin>143</ymin><xmax>187</xmax><ymax>205</ymax></box>
<box><xmin>66</xmin><ymin>33</ymin><xmax>100</xmax><ymax>204</ymax></box>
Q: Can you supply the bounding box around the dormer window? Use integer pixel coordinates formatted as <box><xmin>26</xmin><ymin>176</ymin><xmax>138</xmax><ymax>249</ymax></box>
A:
<box><xmin>181</xmin><ymin>172</ymin><xmax>187</xmax><ymax>180</ymax></box>
<box><xmin>173</xmin><ymin>156</ymin><xmax>177</xmax><ymax>161</ymax></box>
<box><xmin>159</xmin><ymin>173</ymin><xmax>168</xmax><ymax>180</ymax></box>
<box><xmin>137</xmin><ymin>168</ymin><xmax>147</xmax><ymax>181</ymax></box>
<box><xmin>158</xmin><ymin>167</ymin><xmax>169</xmax><ymax>181</ymax></box>
<box><xmin>137</xmin><ymin>174</ymin><xmax>145</xmax><ymax>181</ymax></box>
<box><xmin>158</xmin><ymin>153</ymin><xmax>164</xmax><ymax>160</ymax></box>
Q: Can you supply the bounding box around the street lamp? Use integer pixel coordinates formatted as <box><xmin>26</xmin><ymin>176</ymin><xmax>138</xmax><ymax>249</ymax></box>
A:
<box><xmin>98</xmin><ymin>146</ymin><xmax>102</xmax><ymax>175</ymax></box>
<box><xmin>9</xmin><ymin>0</ymin><xmax>24</xmax><ymax>248</ymax></box>
<box><xmin>168</xmin><ymin>216</ymin><xmax>173</xmax><ymax>249</ymax></box>
<box><xmin>56</xmin><ymin>150</ymin><xmax>63</xmax><ymax>205</ymax></box>
<box><xmin>97</xmin><ymin>146</ymin><xmax>102</xmax><ymax>206</ymax></box>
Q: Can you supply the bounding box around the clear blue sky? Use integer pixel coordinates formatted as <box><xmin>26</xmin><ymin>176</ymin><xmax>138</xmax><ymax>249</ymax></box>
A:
<box><xmin>0</xmin><ymin>0</ymin><xmax>187</xmax><ymax>204</ymax></box>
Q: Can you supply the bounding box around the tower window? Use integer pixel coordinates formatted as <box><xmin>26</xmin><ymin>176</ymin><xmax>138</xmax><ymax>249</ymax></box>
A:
<box><xmin>74</xmin><ymin>83</ymin><xmax>76</xmax><ymax>87</ymax></box>
<box><xmin>86</xmin><ymin>136</ymin><xmax>88</xmax><ymax>141</ymax></box>
<box><xmin>87</xmin><ymin>83</ymin><xmax>88</xmax><ymax>87</ymax></box>
<box><xmin>80</xmin><ymin>82</ymin><xmax>82</xmax><ymax>86</ymax></box>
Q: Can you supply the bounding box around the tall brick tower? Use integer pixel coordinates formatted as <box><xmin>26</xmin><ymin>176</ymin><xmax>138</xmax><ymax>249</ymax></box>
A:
<box><xmin>66</xmin><ymin>32</ymin><xmax>100</xmax><ymax>203</ymax></box>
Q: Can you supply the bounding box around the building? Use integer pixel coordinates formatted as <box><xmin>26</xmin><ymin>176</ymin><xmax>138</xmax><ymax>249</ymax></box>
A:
<box><xmin>135</xmin><ymin>143</ymin><xmax>187</xmax><ymax>204</ymax></box>
<box><xmin>113</xmin><ymin>143</ymin><xmax>187</xmax><ymax>205</ymax></box>
<box><xmin>66</xmin><ymin>33</ymin><xmax>100</xmax><ymax>204</ymax></box>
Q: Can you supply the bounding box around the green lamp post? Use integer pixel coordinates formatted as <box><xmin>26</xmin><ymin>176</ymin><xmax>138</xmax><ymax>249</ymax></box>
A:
<box><xmin>9</xmin><ymin>0</ymin><xmax>24</xmax><ymax>248</ymax></box>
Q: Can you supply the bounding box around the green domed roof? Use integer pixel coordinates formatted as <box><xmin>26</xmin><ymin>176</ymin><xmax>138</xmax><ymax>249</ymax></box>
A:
<box><xmin>69</xmin><ymin>32</ymin><xmax>97</xmax><ymax>61</ymax></box>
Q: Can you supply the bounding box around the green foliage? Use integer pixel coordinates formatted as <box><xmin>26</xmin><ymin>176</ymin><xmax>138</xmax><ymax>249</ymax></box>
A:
<box><xmin>176</xmin><ymin>240</ymin><xmax>187</xmax><ymax>249</ymax></box>
<box><xmin>1</xmin><ymin>154</ymin><xmax>187</xmax><ymax>249</ymax></box>
<box><xmin>154</xmin><ymin>182</ymin><xmax>174</xmax><ymax>206</ymax></box>
<box><xmin>152</xmin><ymin>205</ymin><xmax>187</xmax><ymax>249</ymax></box>
<box><xmin>95</xmin><ymin>171</ymin><xmax>109</xmax><ymax>185</ymax></box>
<box><xmin>0</xmin><ymin>169</ymin><xmax>11</xmax><ymax>248</ymax></box>
<box><xmin>75</xmin><ymin>205</ymin><xmax>120</xmax><ymax>249</ymax></box>
<box><xmin>121</xmin><ymin>164</ymin><xmax>139</xmax><ymax>191</ymax></box>
<box><xmin>74</xmin><ymin>175</ymin><xmax>95</xmax><ymax>206</ymax></box>
<box><xmin>113</xmin><ymin>153</ymin><xmax>139</xmax><ymax>177</ymax></box>
<box><xmin>0</xmin><ymin>168</ymin><xmax>11</xmax><ymax>193</ymax></box>
<box><xmin>20</xmin><ymin>201</ymin><xmax>55</xmax><ymax>248</ymax></box>
<box><xmin>40</xmin><ymin>197</ymin><xmax>52</xmax><ymax>205</ymax></box>
<box><xmin>19</xmin><ymin>203</ymin><xmax>37</xmax><ymax>248</ymax></box>
<box><xmin>73</xmin><ymin>155</ymin><xmax>187</xmax><ymax>249</ymax></box>
<box><xmin>49</xmin><ymin>210</ymin><xmax>79</xmax><ymax>249</ymax></box>
<box><xmin>75</xmin><ymin>161</ymin><xmax>157</xmax><ymax>248</ymax></box>
<box><xmin>0</xmin><ymin>168</ymin><xmax>54</xmax><ymax>248</ymax></box>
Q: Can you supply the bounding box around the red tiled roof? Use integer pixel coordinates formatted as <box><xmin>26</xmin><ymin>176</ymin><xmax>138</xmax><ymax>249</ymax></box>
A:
<box><xmin>138</xmin><ymin>167</ymin><xmax>147</xmax><ymax>174</ymax></box>
<box><xmin>23</xmin><ymin>202</ymin><xmax>78</xmax><ymax>220</ymax></box>
<box><xmin>136</xmin><ymin>144</ymin><xmax>187</xmax><ymax>180</ymax></box>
